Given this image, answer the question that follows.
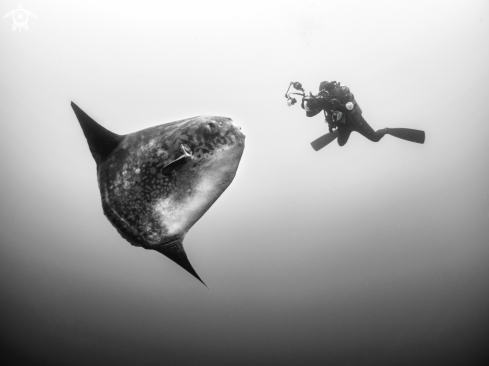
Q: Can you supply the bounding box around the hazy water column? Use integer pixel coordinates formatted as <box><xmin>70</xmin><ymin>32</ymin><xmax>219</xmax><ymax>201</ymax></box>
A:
<box><xmin>1</xmin><ymin>1</ymin><xmax>488</xmax><ymax>365</ymax></box>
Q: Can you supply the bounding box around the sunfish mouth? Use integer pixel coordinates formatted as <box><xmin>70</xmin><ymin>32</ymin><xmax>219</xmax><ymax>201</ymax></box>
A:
<box><xmin>232</xmin><ymin>122</ymin><xmax>246</xmax><ymax>143</ymax></box>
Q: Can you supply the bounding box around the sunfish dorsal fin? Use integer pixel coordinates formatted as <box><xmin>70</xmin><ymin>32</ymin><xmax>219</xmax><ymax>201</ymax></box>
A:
<box><xmin>153</xmin><ymin>238</ymin><xmax>207</xmax><ymax>287</ymax></box>
<box><xmin>71</xmin><ymin>102</ymin><xmax>124</xmax><ymax>165</ymax></box>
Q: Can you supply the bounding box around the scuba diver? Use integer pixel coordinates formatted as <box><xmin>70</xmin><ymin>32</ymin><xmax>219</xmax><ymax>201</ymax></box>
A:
<box><xmin>285</xmin><ymin>81</ymin><xmax>425</xmax><ymax>151</ymax></box>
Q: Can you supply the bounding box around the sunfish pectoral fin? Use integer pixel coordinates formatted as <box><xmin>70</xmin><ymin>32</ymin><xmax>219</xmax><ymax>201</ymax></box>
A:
<box><xmin>161</xmin><ymin>144</ymin><xmax>193</xmax><ymax>175</ymax></box>
<box><xmin>152</xmin><ymin>238</ymin><xmax>207</xmax><ymax>287</ymax></box>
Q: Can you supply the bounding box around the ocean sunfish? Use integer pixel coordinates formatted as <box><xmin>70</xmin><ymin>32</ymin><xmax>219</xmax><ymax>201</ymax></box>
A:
<box><xmin>71</xmin><ymin>102</ymin><xmax>245</xmax><ymax>285</ymax></box>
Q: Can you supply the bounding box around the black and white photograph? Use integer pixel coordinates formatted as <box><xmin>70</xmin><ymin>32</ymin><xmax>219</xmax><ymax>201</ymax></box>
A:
<box><xmin>1</xmin><ymin>1</ymin><xmax>488</xmax><ymax>365</ymax></box>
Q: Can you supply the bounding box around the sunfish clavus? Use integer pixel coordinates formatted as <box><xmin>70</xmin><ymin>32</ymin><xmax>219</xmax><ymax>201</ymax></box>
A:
<box><xmin>71</xmin><ymin>102</ymin><xmax>245</xmax><ymax>285</ymax></box>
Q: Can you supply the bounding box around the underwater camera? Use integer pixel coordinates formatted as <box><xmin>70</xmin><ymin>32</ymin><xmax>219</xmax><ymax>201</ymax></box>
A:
<box><xmin>284</xmin><ymin>81</ymin><xmax>305</xmax><ymax>107</ymax></box>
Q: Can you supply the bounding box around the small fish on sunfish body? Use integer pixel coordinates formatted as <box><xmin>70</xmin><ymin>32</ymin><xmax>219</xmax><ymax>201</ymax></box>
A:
<box><xmin>71</xmin><ymin>102</ymin><xmax>246</xmax><ymax>286</ymax></box>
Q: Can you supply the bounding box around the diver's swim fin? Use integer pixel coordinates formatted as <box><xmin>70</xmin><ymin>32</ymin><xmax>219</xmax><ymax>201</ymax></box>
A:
<box><xmin>385</xmin><ymin>128</ymin><xmax>425</xmax><ymax>144</ymax></box>
<box><xmin>311</xmin><ymin>131</ymin><xmax>338</xmax><ymax>151</ymax></box>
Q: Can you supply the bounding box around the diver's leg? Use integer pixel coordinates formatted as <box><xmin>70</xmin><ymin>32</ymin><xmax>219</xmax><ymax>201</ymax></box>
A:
<box><xmin>337</xmin><ymin>126</ymin><xmax>352</xmax><ymax>146</ymax></box>
<box><xmin>349</xmin><ymin>108</ymin><xmax>425</xmax><ymax>144</ymax></box>
<box><xmin>352</xmin><ymin>114</ymin><xmax>387</xmax><ymax>142</ymax></box>
<box><xmin>355</xmin><ymin>122</ymin><xmax>425</xmax><ymax>144</ymax></box>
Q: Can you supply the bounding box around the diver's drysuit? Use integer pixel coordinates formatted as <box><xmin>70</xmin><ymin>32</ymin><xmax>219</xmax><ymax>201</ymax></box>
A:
<box><xmin>302</xmin><ymin>81</ymin><xmax>425</xmax><ymax>146</ymax></box>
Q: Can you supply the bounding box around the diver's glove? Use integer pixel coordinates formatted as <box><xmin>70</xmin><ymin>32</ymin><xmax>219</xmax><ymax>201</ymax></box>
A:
<box><xmin>317</xmin><ymin>90</ymin><xmax>330</xmax><ymax>98</ymax></box>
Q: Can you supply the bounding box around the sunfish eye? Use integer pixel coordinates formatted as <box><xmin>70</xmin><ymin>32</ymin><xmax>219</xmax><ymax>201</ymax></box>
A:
<box><xmin>205</xmin><ymin>122</ymin><xmax>218</xmax><ymax>134</ymax></box>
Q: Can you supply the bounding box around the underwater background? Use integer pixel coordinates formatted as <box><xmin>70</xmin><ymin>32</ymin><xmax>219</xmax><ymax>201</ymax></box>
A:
<box><xmin>1</xmin><ymin>0</ymin><xmax>488</xmax><ymax>365</ymax></box>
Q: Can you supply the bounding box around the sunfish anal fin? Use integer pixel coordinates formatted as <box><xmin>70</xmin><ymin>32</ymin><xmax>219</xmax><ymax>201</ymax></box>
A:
<box><xmin>152</xmin><ymin>238</ymin><xmax>207</xmax><ymax>287</ymax></box>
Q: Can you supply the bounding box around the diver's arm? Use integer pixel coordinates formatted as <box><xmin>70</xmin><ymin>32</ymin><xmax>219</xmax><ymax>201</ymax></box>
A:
<box><xmin>330</xmin><ymin>99</ymin><xmax>348</xmax><ymax>112</ymax></box>
<box><xmin>327</xmin><ymin>85</ymin><xmax>355</xmax><ymax>113</ymax></box>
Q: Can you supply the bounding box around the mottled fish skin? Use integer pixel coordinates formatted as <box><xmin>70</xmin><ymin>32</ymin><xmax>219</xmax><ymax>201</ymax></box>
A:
<box><xmin>72</xmin><ymin>102</ymin><xmax>245</xmax><ymax>284</ymax></box>
<box><xmin>100</xmin><ymin>116</ymin><xmax>245</xmax><ymax>248</ymax></box>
